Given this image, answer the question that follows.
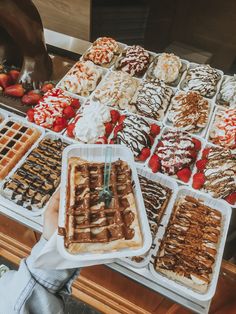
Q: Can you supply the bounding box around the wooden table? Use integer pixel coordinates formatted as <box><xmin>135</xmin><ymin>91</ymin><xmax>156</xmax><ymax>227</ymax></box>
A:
<box><xmin>1</xmin><ymin>213</ymin><xmax>236</xmax><ymax>314</ymax></box>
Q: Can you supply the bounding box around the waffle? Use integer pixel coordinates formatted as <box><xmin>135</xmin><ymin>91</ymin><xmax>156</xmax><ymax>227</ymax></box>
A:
<box><xmin>155</xmin><ymin>195</ymin><xmax>222</xmax><ymax>293</ymax></box>
<box><xmin>0</xmin><ymin>120</ymin><xmax>41</xmax><ymax>180</ymax></box>
<box><xmin>131</xmin><ymin>175</ymin><xmax>172</xmax><ymax>263</ymax></box>
<box><xmin>3</xmin><ymin>137</ymin><xmax>68</xmax><ymax>210</ymax></box>
<box><xmin>63</xmin><ymin>157</ymin><xmax>142</xmax><ymax>254</ymax></box>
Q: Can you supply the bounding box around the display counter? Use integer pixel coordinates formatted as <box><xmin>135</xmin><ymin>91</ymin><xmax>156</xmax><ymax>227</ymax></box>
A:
<box><xmin>0</xmin><ymin>30</ymin><xmax>236</xmax><ymax>314</ymax></box>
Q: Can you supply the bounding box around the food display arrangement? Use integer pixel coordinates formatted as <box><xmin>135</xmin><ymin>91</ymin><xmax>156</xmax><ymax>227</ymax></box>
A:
<box><xmin>0</xmin><ymin>36</ymin><xmax>234</xmax><ymax>303</ymax></box>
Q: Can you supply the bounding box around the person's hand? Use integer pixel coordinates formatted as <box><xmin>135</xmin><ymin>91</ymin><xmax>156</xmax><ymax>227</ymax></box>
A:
<box><xmin>43</xmin><ymin>189</ymin><xmax>60</xmax><ymax>241</ymax></box>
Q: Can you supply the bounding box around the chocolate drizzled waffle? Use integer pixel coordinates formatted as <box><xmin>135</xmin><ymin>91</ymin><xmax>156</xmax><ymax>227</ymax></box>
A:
<box><xmin>64</xmin><ymin>157</ymin><xmax>142</xmax><ymax>254</ymax></box>
<box><xmin>132</xmin><ymin>175</ymin><xmax>171</xmax><ymax>263</ymax></box>
<box><xmin>3</xmin><ymin>137</ymin><xmax>68</xmax><ymax>210</ymax></box>
<box><xmin>0</xmin><ymin>120</ymin><xmax>41</xmax><ymax>180</ymax></box>
<box><xmin>155</xmin><ymin>195</ymin><xmax>222</xmax><ymax>293</ymax></box>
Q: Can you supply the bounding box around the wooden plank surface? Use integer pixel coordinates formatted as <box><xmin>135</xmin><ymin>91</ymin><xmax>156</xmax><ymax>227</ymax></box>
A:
<box><xmin>1</xmin><ymin>215</ymin><xmax>236</xmax><ymax>313</ymax></box>
<box><xmin>32</xmin><ymin>0</ymin><xmax>91</xmax><ymax>40</ymax></box>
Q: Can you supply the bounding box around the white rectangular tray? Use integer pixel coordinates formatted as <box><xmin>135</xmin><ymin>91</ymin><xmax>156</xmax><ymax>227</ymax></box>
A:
<box><xmin>122</xmin><ymin>166</ymin><xmax>178</xmax><ymax>268</ymax></box>
<box><xmin>149</xmin><ymin>186</ymin><xmax>231</xmax><ymax>301</ymax></box>
<box><xmin>57</xmin><ymin>144</ymin><xmax>152</xmax><ymax>262</ymax></box>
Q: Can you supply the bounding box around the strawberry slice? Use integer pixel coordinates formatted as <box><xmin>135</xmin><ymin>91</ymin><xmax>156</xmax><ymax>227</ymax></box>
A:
<box><xmin>196</xmin><ymin>159</ymin><xmax>208</xmax><ymax>171</ymax></box>
<box><xmin>138</xmin><ymin>148</ymin><xmax>151</xmax><ymax>161</ymax></box>
<box><xmin>118</xmin><ymin>115</ymin><xmax>126</xmax><ymax>124</ymax></box>
<box><xmin>8</xmin><ymin>70</ymin><xmax>20</xmax><ymax>84</ymax></box>
<box><xmin>27</xmin><ymin>108</ymin><xmax>35</xmax><ymax>122</ymax></box>
<box><xmin>63</xmin><ymin>106</ymin><xmax>76</xmax><ymax>119</ymax></box>
<box><xmin>177</xmin><ymin>168</ymin><xmax>191</xmax><ymax>183</ymax></box>
<box><xmin>202</xmin><ymin>148</ymin><xmax>211</xmax><ymax>159</ymax></box>
<box><xmin>54</xmin><ymin>117</ymin><xmax>68</xmax><ymax>128</ymax></box>
<box><xmin>70</xmin><ymin>98</ymin><xmax>81</xmax><ymax>109</ymax></box>
<box><xmin>67</xmin><ymin>123</ymin><xmax>75</xmax><ymax>138</ymax></box>
<box><xmin>110</xmin><ymin>110</ymin><xmax>120</xmax><ymax>123</ymax></box>
<box><xmin>41</xmin><ymin>82</ymin><xmax>54</xmax><ymax>93</ymax></box>
<box><xmin>192</xmin><ymin>172</ymin><xmax>205</xmax><ymax>189</ymax></box>
<box><xmin>148</xmin><ymin>154</ymin><xmax>160</xmax><ymax>173</ymax></box>
<box><xmin>21</xmin><ymin>93</ymin><xmax>42</xmax><ymax>106</ymax></box>
<box><xmin>105</xmin><ymin>122</ymin><xmax>113</xmax><ymax>136</ymax></box>
<box><xmin>225</xmin><ymin>192</ymin><xmax>236</xmax><ymax>205</ymax></box>
<box><xmin>4</xmin><ymin>84</ymin><xmax>25</xmax><ymax>97</ymax></box>
<box><xmin>0</xmin><ymin>73</ymin><xmax>11</xmax><ymax>89</ymax></box>
<box><xmin>192</xmin><ymin>138</ymin><xmax>201</xmax><ymax>151</ymax></box>
<box><xmin>53</xmin><ymin>124</ymin><xmax>65</xmax><ymax>132</ymax></box>
<box><xmin>150</xmin><ymin>124</ymin><xmax>161</xmax><ymax>137</ymax></box>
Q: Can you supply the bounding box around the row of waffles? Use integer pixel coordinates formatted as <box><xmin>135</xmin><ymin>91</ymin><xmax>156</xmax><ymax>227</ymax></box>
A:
<box><xmin>119</xmin><ymin>166</ymin><xmax>231</xmax><ymax>301</ymax></box>
<box><xmin>60</xmin><ymin>101</ymin><xmax>235</xmax><ymax>209</ymax></box>
<box><xmin>0</xmin><ymin>111</ymin><xmax>75</xmax><ymax>216</ymax></box>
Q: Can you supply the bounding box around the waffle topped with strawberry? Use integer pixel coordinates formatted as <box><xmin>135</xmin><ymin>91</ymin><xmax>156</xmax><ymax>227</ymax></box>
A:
<box><xmin>26</xmin><ymin>88</ymin><xmax>81</xmax><ymax>132</ymax></box>
<box><xmin>66</xmin><ymin>101</ymin><xmax>120</xmax><ymax>143</ymax></box>
<box><xmin>193</xmin><ymin>146</ymin><xmax>236</xmax><ymax>205</ymax></box>
<box><xmin>110</xmin><ymin>114</ymin><xmax>161</xmax><ymax>162</ymax></box>
<box><xmin>148</xmin><ymin>129</ymin><xmax>201</xmax><ymax>182</ymax></box>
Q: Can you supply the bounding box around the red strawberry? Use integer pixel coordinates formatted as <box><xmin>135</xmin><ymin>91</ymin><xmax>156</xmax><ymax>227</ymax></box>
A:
<box><xmin>148</xmin><ymin>154</ymin><xmax>160</xmax><ymax>173</ymax></box>
<box><xmin>67</xmin><ymin>123</ymin><xmax>75</xmax><ymax>137</ymax></box>
<box><xmin>0</xmin><ymin>73</ymin><xmax>11</xmax><ymax>89</ymax></box>
<box><xmin>70</xmin><ymin>98</ymin><xmax>80</xmax><ymax>109</ymax></box>
<box><xmin>110</xmin><ymin>110</ymin><xmax>120</xmax><ymax>123</ymax></box>
<box><xmin>202</xmin><ymin>148</ymin><xmax>211</xmax><ymax>159</ymax></box>
<box><xmin>149</xmin><ymin>135</ymin><xmax>154</xmax><ymax>145</ymax></box>
<box><xmin>27</xmin><ymin>108</ymin><xmax>35</xmax><ymax>122</ymax></box>
<box><xmin>53</xmin><ymin>124</ymin><xmax>65</xmax><ymax>132</ymax></box>
<box><xmin>225</xmin><ymin>192</ymin><xmax>236</xmax><ymax>205</ymax></box>
<box><xmin>177</xmin><ymin>168</ymin><xmax>191</xmax><ymax>183</ymax></box>
<box><xmin>63</xmin><ymin>106</ymin><xmax>75</xmax><ymax>119</ymax></box>
<box><xmin>196</xmin><ymin>159</ymin><xmax>208</xmax><ymax>171</ymax></box>
<box><xmin>21</xmin><ymin>93</ymin><xmax>42</xmax><ymax>106</ymax></box>
<box><xmin>41</xmin><ymin>82</ymin><xmax>54</xmax><ymax>93</ymax></box>
<box><xmin>105</xmin><ymin>122</ymin><xmax>113</xmax><ymax>136</ymax></box>
<box><xmin>4</xmin><ymin>84</ymin><xmax>25</xmax><ymax>97</ymax></box>
<box><xmin>138</xmin><ymin>148</ymin><xmax>151</xmax><ymax>161</ymax></box>
<box><xmin>192</xmin><ymin>138</ymin><xmax>201</xmax><ymax>151</ymax></box>
<box><xmin>150</xmin><ymin>124</ymin><xmax>160</xmax><ymax>137</ymax></box>
<box><xmin>110</xmin><ymin>139</ymin><xmax>115</xmax><ymax>144</ymax></box>
<box><xmin>54</xmin><ymin>117</ymin><xmax>68</xmax><ymax>128</ymax></box>
<box><xmin>119</xmin><ymin>115</ymin><xmax>126</xmax><ymax>124</ymax></box>
<box><xmin>113</xmin><ymin>124</ymin><xmax>123</xmax><ymax>137</ymax></box>
<box><xmin>156</xmin><ymin>141</ymin><xmax>164</xmax><ymax>148</ymax></box>
<box><xmin>8</xmin><ymin>69</ymin><xmax>20</xmax><ymax>83</ymax></box>
<box><xmin>192</xmin><ymin>173</ymin><xmax>205</xmax><ymax>189</ymax></box>
<box><xmin>189</xmin><ymin>149</ymin><xmax>197</xmax><ymax>160</ymax></box>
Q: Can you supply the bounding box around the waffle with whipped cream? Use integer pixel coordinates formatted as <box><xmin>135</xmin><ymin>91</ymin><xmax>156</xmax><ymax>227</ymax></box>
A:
<box><xmin>3</xmin><ymin>137</ymin><xmax>68</xmax><ymax>210</ymax></box>
<box><xmin>83</xmin><ymin>37</ymin><xmax>120</xmax><ymax>67</ymax></box>
<box><xmin>201</xmin><ymin>147</ymin><xmax>236</xmax><ymax>199</ymax></box>
<box><xmin>63</xmin><ymin>157</ymin><xmax>142</xmax><ymax>254</ymax></box>
<box><xmin>217</xmin><ymin>75</ymin><xmax>236</xmax><ymax>107</ymax></box>
<box><xmin>93</xmin><ymin>71</ymin><xmax>139</xmax><ymax>110</ymax></box>
<box><xmin>209</xmin><ymin>108</ymin><xmax>236</xmax><ymax>152</ymax></box>
<box><xmin>168</xmin><ymin>91</ymin><xmax>210</xmax><ymax>133</ymax></box>
<box><xmin>132</xmin><ymin>175</ymin><xmax>172</xmax><ymax>263</ymax></box>
<box><xmin>182</xmin><ymin>65</ymin><xmax>221</xmax><ymax>98</ymax></box>
<box><xmin>147</xmin><ymin>53</ymin><xmax>182</xmax><ymax>85</ymax></box>
<box><xmin>0</xmin><ymin>120</ymin><xmax>41</xmax><ymax>180</ymax></box>
<box><xmin>59</xmin><ymin>61</ymin><xmax>102</xmax><ymax>96</ymax></box>
<box><xmin>130</xmin><ymin>79</ymin><xmax>173</xmax><ymax>120</ymax></box>
<box><xmin>116</xmin><ymin>45</ymin><xmax>151</xmax><ymax>77</ymax></box>
<box><xmin>155</xmin><ymin>195</ymin><xmax>222</xmax><ymax>293</ymax></box>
